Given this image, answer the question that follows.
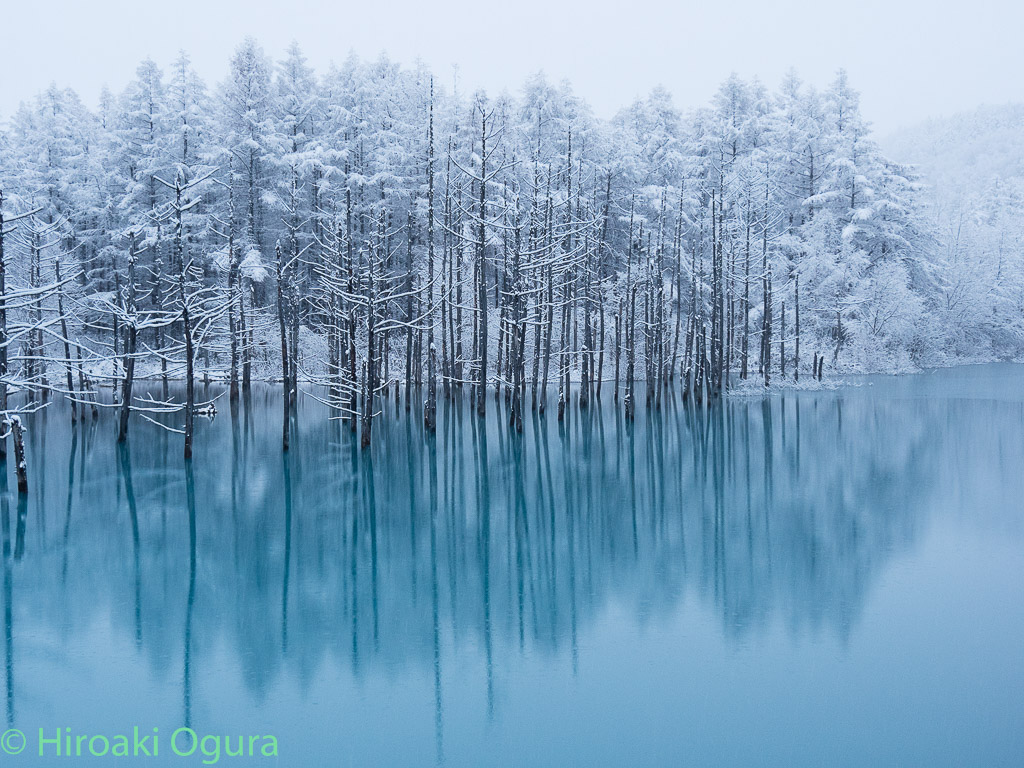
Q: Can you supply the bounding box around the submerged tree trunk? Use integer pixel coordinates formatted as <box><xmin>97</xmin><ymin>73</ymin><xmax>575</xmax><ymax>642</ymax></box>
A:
<box><xmin>10</xmin><ymin>416</ymin><xmax>27</xmax><ymax>494</ymax></box>
<box><xmin>425</xmin><ymin>83</ymin><xmax>438</xmax><ymax>432</ymax></box>
<box><xmin>476</xmin><ymin>106</ymin><xmax>489</xmax><ymax>418</ymax></box>
<box><xmin>55</xmin><ymin>255</ymin><xmax>77</xmax><ymax>424</ymax></box>
<box><xmin>276</xmin><ymin>243</ymin><xmax>290</xmax><ymax>452</ymax></box>
<box><xmin>0</xmin><ymin>190</ymin><xmax>6</xmax><ymax>461</ymax></box>
<box><xmin>170</xmin><ymin>174</ymin><xmax>196</xmax><ymax>461</ymax></box>
<box><xmin>794</xmin><ymin>275</ymin><xmax>800</xmax><ymax>381</ymax></box>
<box><xmin>780</xmin><ymin>300</ymin><xmax>786</xmax><ymax>379</ymax></box>
<box><xmin>117</xmin><ymin>231</ymin><xmax>139</xmax><ymax>443</ymax></box>
<box><xmin>624</xmin><ymin>286</ymin><xmax>636</xmax><ymax>420</ymax></box>
<box><xmin>227</xmin><ymin>173</ymin><xmax>241</xmax><ymax>408</ymax></box>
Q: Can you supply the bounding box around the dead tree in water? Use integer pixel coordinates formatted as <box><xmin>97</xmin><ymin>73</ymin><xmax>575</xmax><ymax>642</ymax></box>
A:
<box><xmin>152</xmin><ymin>168</ymin><xmax>220</xmax><ymax>460</ymax></box>
<box><xmin>0</xmin><ymin>208</ymin><xmax>77</xmax><ymax>482</ymax></box>
<box><xmin>507</xmin><ymin>207</ymin><xmax>527</xmax><ymax>433</ymax></box>
<box><xmin>314</xmin><ymin>207</ymin><xmax>416</xmax><ymax>448</ymax></box>
<box><xmin>210</xmin><ymin>166</ymin><xmax>243</xmax><ymax>409</ymax></box>
<box><xmin>6</xmin><ymin>416</ymin><xmax>27</xmax><ymax>494</ymax></box>
<box><xmin>0</xmin><ymin>193</ymin><xmax>44</xmax><ymax>461</ymax></box>
<box><xmin>276</xmin><ymin>242</ymin><xmax>291</xmax><ymax>451</ymax></box>
<box><xmin>624</xmin><ymin>284</ymin><xmax>637</xmax><ymax>420</ymax></box>
<box><xmin>54</xmin><ymin>253</ymin><xmax>77</xmax><ymax>424</ymax></box>
<box><xmin>173</xmin><ymin>172</ymin><xmax>197</xmax><ymax>459</ymax></box>
<box><xmin>9</xmin><ymin>217</ymin><xmax>64</xmax><ymax>401</ymax></box>
<box><xmin>623</xmin><ymin>200</ymin><xmax>637</xmax><ymax>419</ymax></box>
<box><xmin>449</xmin><ymin>98</ymin><xmax>505</xmax><ymax>417</ymax></box>
<box><xmin>760</xmin><ymin>176</ymin><xmax>773</xmax><ymax>389</ymax></box>
<box><xmin>424</xmin><ymin>79</ymin><xmax>438</xmax><ymax>432</ymax></box>
<box><xmin>475</xmin><ymin>105</ymin><xmax>489</xmax><ymax>418</ymax></box>
<box><xmin>0</xmin><ymin>190</ymin><xmax>8</xmax><ymax>461</ymax></box>
<box><xmin>116</xmin><ymin>231</ymin><xmax>141</xmax><ymax>442</ymax></box>
<box><xmin>404</xmin><ymin>211</ymin><xmax>415</xmax><ymax>411</ymax></box>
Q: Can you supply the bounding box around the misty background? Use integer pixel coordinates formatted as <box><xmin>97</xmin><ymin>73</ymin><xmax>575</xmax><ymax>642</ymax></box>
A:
<box><xmin>3</xmin><ymin>0</ymin><xmax>1023</xmax><ymax>139</ymax></box>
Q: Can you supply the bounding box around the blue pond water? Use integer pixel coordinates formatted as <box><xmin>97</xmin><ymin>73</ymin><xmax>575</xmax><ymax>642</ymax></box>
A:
<box><xmin>2</xmin><ymin>364</ymin><xmax>1023</xmax><ymax>766</ymax></box>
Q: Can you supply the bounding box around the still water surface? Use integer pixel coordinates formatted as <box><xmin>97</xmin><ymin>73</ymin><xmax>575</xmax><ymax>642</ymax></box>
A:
<box><xmin>2</xmin><ymin>365</ymin><xmax>1024</xmax><ymax>766</ymax></box>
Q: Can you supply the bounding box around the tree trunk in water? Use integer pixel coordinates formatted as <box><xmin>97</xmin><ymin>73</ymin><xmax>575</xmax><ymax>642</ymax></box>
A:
<box><xmin>276</xmin><ymin>243</ymin><xmax>290</xmax><ymax>452</ymax></box>
<box><xmin>405</xmin><ymin>212</ymin><xmax>414</xmax><ymax>412</ymax></box>
<box><xmin>227</xmin><ymin>170</ymin><xmax>240</xmax><ymax>408</ymax></box>
<box><xmin>0</xmin><ymin>190</ymin><xmax>6</xmax><ymax>461</ymax></box>
<box><xmin>476</xmin><ymin>109</ymin><xmax>488</xmax><ymax>418</ymax></box>
<box><xmin>624</xmin><ymin>287</ymin><xmax>636</xmax><ymax>420</ymax></box>
<box><xmin>173</xmin><ymin>175</ymin><xmax>195</xmax><ymax>461</ymax></box>
<box><xmin>557</xmin><ymin>290</ymin><xmax>568</xmax><ymax>422</ymax></box>
<box><xmin>55</xmin><ymin>256</ymin><xmax>77</xmax><ymax>424</ymax></box>
<box><xmin>10</xmin><ymin>416</ymin><xmax>27</xmax><ymax>494</ymax></box>
<box><xmin>117</xmin><ymin>231</ymin><xmax>139</xmax><ymax>443</ymax></box>
<box><xmin>539</xmin><ymin>267</ymin><xmax>553</xmax><ymax>414</ymax></box>
<box><xmin>425</xmin><ymin>88</ymin><xmax>437</xmax><ymax>432</ymax></box>
<box><xmin>241</xmin><ymin>283</ymin><xmax>251</xmax><ymax>394</ymax></box>
<box><xmin>361</xmin><ymin>353</ymin><xmax>374</xmax><ymax>450</ymax></box>
<box><xmin>794</xmin><ymin>275</ymin><xmax>800</xmax><ymax>382</ymax></box>
<box><xmin>780</xmin><ymin>300</ymin><xmax>786</xmax><ymax>379</ymax></box>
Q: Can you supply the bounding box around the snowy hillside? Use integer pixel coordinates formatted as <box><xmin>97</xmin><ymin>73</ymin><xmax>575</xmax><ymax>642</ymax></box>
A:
<box><xmin>883</xmin><ymin>103</ymin><xmax>1024</xmax><ymax>201</ymax></box>
<box><xmin>882</xmin><ymin>104</ymin><xmax>1024</xmax><ymax>360</ymax></box>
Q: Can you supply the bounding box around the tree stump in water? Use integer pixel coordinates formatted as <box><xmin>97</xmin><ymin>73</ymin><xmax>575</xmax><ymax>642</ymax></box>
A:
<box><xmin>8</xmin><ymin>415</ymin><xmax>27</xmax><ymax>494</ymax></box>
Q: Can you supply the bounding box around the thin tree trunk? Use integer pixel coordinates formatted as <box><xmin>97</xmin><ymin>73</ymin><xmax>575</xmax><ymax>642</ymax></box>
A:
<box><xmin>117</xmin><ymin>232</ymin><xmax>139</xmax><ymax>443</ymax></box>
<box><xmin>276</xmin><ymin>243</ymin><xmax>290</xmax><ymax>452</ymax></box>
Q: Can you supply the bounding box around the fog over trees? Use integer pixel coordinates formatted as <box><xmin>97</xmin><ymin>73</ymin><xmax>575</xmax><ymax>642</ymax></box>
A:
<box><xmin>883</xmin><ymin>103</ymin><xmax>1024</xmax><ymax>358</ymax></box>
<box><xmin>0</xmin><ymin>39</ymin><xmax>1021</xmax><ymax>453</ymax></box>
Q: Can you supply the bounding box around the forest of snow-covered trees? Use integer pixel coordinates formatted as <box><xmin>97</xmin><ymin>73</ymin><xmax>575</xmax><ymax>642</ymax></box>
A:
<box><xmin>0</xmin><ymin>38</ymin><xmax>1021</xmax><ymax>454</ymax></box>
<box><xmin>883</xmin><ymin>103</ymin><xmax>1024</xmax><ymax>359</ymax></box>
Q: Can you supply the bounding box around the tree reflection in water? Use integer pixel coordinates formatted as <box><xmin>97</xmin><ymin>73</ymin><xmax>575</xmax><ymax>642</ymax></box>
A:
<box><xmin>1</xmin><ymin>365</ymin><xmax>1023</xmax><ymax>765</ymax></box>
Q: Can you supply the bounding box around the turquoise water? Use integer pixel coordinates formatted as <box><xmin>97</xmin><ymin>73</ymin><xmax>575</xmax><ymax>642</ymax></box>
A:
<box><xmin>2</xmin><ymin>365</ymin><xmax>1023</xmax><ymax>766</ymax></box>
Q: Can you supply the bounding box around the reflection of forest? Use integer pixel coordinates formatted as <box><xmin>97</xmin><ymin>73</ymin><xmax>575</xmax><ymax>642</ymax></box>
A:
<box><xmin>3</xmin><ymin>374</ymin><xmax>1024</xmax><ymax>724</ymax></box>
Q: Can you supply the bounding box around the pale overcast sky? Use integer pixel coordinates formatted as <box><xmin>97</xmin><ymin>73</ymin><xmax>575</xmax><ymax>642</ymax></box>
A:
<box><xmin>2</xmin><ymin>0</ymin><xmax>1021</xmax><ymax>136</ymax></box>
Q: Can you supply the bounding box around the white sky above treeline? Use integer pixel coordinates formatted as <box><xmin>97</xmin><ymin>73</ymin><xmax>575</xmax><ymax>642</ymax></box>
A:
<box><xmin>3</xmin><ymin>0</ymin><xmax>1022</xmax><ymax>136</ymax></box>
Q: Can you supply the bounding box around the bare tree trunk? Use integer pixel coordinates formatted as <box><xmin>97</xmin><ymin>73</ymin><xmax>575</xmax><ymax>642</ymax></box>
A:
<box><xmin>597</xmin><ymin>301</ymin><xmax>605</xmax><ymax>401</ymax></box>
<box><xmin>614</xmin><ymin>300</ymin><xmax>621</xmax><ymax>402</ymax></box>
<box><xmin>227</xmin><ymin>180</ymin><xmax>240</xmax><ymax>407</ymax></box>
<box><xmin>794</xmin><ymin>275</ymin><xmax>800</xmax><ymax>381</ymax></box>
<box><xmin>54</xmin><ymin>255</ymin><xmax>77</xmax><ymax>424</ymax></box>
<box><xmin>405</xmin><ymin>212</ymin><xmax>415</xmax><ymax>411</ymax></box>
<box><xmin>476</xmin><ymin>105</ymin><xmax>489</xmax><ymax>417</ymax></box>
<box><xmin>625</xmin><ymin>286</ymin><xmax>636</xmax><ymax>420</ymax></box>
<box><xmin>557</xmin><ymin>282</ymin><xmax>568</xmax><ymax>421</ymax></box>
<box><xmin>117</xmin><ymin>232</ymin><xmax>139</xmax><ymax>442</ymax></box>
<box><xmin>539</xmin><ymin>267</ymin><xmax>553</xmax><ymax>414</ymax></box>
<box><xmin>240</xmin><ymin>281</ymin><xmax>251</xmax><ymax>394</ymax></box>
<box><xmin>276</xmin><ymin>243</ymin><xmax>290</xmax><ymax>452</ymax></box>
<box><xmin>742</xmin><ymin>196</ymin><xmax>750</xmax><ymax>380</ymax></box>
<box><xmin>425</xmin><ymin>82</ymin><xmax>438</xmax><ymax>432</ymax></box>
<box><xmin>761</xmin><ymin>173</ymin><xmax>772</xmax><ymax>389</ymax></box>
<box><xmin>0</xmin><ymin>190</ymin><xmax>6</xmax><ymax>461</ymax></box>
<box><xmin>10</xmin><ymin>416</ymin><xmax>27</xmax><ymax>494</ymax></box>
<box><xmin>182</xmin><ymin>298</ymin><xmax>195</xmax><ymax>459</ymax></box>
<box><xmin>348</xmin><ymin>309</ymin><xmax>358</xmax><ymax>432</ymax></box>
<box><xmin>780</xmin><ymin>300</ymin><xmax>786</xmax><ymax>379</ymax></box>
<box><xmin>834</xmin><ymin>309</ymin><xmax>843</xmax><ymax>365</ymax></box>
<box><xmin>361</xmin><ymin>317</ymin><xmax>376</xmax><ymax>450</ymax></box>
